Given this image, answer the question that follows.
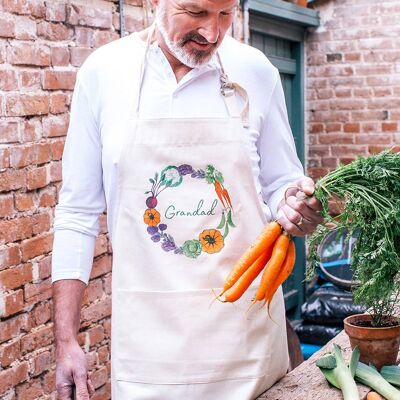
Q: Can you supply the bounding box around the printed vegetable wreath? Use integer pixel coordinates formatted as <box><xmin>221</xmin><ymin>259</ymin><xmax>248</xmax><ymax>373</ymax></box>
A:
<box><xmin>143</xmin><ymin>164</ymin><xmax>236</xmax><ymax>258</ymax></box>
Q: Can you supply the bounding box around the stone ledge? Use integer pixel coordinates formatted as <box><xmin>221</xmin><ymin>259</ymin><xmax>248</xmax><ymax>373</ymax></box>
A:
<box><xmin>257</xmin><ymin>330</ymin><xmax>399</xmax><ymax>400</ymax></box>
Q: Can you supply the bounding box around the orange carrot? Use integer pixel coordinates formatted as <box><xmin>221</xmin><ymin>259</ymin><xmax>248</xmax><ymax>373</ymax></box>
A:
<box><xmin>265</xmin><ymin>239</ymin><xmax>296</xmax><ymax>315</ymax></box>
<box><xmin>219</xmin><ymin>221</ymin><xmax>282</xmax><ymax>296</ymax></box>
<box><xmin>250</xmin><ymin>233</ymin><xmax>290</xmax><ymax>305</ymax></box>
<box><xmin>223</xmin><ymin>245</ymin><xmax>273</xmax><ymax>303</ymax></box>
<box><xmin>367</xmin><ymin>392</ymin><xmax>383</xmax><ymax>400</ymax></box>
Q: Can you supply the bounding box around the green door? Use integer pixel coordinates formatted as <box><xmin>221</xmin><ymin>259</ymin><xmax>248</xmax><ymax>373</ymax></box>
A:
<box><xmin>250</xmin><ymin>19</ymin><xmax>307</xmax><ymax>319</ymax></box>
<box><xmin>250</xmin><ymin>31</ymin><xmax>304</xmax><ymax>166</ymax></box>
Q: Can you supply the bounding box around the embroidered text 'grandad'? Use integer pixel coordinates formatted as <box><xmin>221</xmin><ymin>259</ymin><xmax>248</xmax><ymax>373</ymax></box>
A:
<box><xmin>165</xmin><ymin>199</ymin><xmax>218</xmax><ymax>220</ymax></box>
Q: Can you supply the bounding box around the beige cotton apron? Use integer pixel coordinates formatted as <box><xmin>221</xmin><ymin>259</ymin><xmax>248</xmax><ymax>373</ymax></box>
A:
<box><xmin>111</xmin><ymin>26</ymin><xmax>289</xmax><ymax>400</ymax></box>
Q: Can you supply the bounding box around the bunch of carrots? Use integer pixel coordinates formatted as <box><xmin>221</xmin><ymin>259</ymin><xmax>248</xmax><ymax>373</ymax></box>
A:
<box><xmin>218</xmin><ymin>221</ymin><xmax>296</xmax><ymax>315</ymax></box>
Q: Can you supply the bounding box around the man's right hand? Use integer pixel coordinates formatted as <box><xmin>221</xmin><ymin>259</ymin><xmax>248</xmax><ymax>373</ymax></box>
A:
<box><xmin>56</xmin><ymin>340</ymin><xmax>94</xmax><ymax>399</ymax></box>
<box><xmin>53</xmin><ymin>279</ymin><xmax>93</xmax><ymax>399</ymax></box>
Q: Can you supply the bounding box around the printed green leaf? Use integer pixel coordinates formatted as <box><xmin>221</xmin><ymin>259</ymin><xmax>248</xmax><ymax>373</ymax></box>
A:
<box><xmin>223</xmin><ymin>223</ymin><xmax>229</xmax><ymax>239</ymax></box>
<box><xmin>205</xmin><ymin>175</ymin><xmax>215</xmax><ymax>184</ymax></box>
<box><xmin>227</xmin><ymin>210</ymin><xmax>236</xmax><ymax>228</ymax></box>
<box><xmin>217</xmin><ymin>212</ymin><xmax>226</xmax><ymax>230</ymax></box>
<box><xmin>215</xmin><ymin>171</ymin><xmax>224</xmax><ymax>184</ymax></box>
<box><xmin>206</xmin><ymin>165</ymin><xmax>215</xmax><ymax>175</ymax></box>
<box><xmin>205</xmin><ymin>165</ymin><xmax>216</xmax><ymax>184</ymax></box>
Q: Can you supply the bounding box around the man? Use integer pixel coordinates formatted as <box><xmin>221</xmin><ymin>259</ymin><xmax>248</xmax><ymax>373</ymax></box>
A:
<box><xmin>52</xmin><ymin>0</ymin><xmax>323</xmax><ymax>399</ymax></box>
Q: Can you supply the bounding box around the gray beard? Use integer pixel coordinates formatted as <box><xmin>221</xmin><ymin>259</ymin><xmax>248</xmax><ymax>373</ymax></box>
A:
<box><xmin>155</xmin><ymin>10</ymin><xmax>217</xmax><ymax>68</ymax></box>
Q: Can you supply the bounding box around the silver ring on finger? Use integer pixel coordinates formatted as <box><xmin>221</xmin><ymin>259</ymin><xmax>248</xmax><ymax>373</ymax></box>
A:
<box><xmin>297</xmin><ymin>216</ymin><xmax>304</xmax><ymax>227</ymax></box>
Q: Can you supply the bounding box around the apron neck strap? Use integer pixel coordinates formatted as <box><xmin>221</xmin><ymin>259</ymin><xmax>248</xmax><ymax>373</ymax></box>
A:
<box><xmin>217</xmin><ymin>53</ymin><xmax>250</xmax><ymax>128</ymax></box>
<box><xmin>134</xmin><ymin>23</ymin><xmax>157</xmax><ymax>116</ymax></box>
<box><xmin>134</xmin><ymin>24</ymin><xmax>250</xmax><ymax>128</ymax></box>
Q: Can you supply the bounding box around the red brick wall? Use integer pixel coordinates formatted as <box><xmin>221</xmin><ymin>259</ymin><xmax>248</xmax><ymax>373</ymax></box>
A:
<box><xmin>0</xmin><ymin>1</ymin><xmax>247</xmax><ymax>397</ymax></box>
<box><xmin>306</xmin><ymin>0</ymin><xmax>400</xmax><ymax>179</ymax></box>
<box><xmin>0</xmin><ymin>1</ymin><xmax>144</xmax><ymax>398</ymax></box>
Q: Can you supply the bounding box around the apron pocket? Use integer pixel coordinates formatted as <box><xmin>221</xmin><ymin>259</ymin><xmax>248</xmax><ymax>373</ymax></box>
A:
<box><xmin>113</xmin><ymin>287</ymin><xmax>279</xmax><ymax>385</ymax></box>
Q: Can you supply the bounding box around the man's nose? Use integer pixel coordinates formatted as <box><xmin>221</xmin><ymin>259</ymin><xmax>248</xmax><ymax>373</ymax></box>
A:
<box><xmin>198</xmin><ymin>18</ymin><xmax>219</xmax><ymax>44</ymax></box>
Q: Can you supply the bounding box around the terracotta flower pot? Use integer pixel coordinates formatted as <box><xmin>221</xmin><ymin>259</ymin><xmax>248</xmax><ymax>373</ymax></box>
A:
<box><xmin>288</xmin><ymin>0</ymin><xmax>308</xmax><ymax>7</ymax></box>
<box><xmin>344</xmin><ymin>314</ymin><xmax>400</xmax><ymax>370</ymax></box>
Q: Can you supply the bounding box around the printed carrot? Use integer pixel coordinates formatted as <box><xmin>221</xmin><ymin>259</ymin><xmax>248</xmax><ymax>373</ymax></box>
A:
<box><xmin>222</xmin><ymin>188</ymin><xmax>233</xmax><ymax>210</ymax></box>
<box><xmin>214</xmin><ymin>181</ymin><xmax>226</xmax><ymax>208</ymax></box>
<box><xmin>223</xmin><ymin>245</ymin><xmax>273</xmax><ymax>303</ymax></box>
<box><xmin>219</xmin><ymin>221</ymin><xmax>282</xmax><ymax>297</ymax></box>
<box><xmin>250</xmin><ymin>232</ymin><xmax>290</xmax><ymax>307</ymax></box>
<box><xmin>265</xmin><ymin>239</ymin><xmax>296</xmax><ymax>316</ymax></box>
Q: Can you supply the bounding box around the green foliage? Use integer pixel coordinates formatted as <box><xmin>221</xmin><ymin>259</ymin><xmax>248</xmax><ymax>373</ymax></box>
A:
<box><xmin>307</xmin><ymin>150</ymin><xmax>400</xmax><ymax>327</ymax></box>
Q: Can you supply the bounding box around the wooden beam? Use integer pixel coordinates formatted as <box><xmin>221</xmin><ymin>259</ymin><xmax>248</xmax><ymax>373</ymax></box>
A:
<box><xmin>249</xmin><ymin>0</ymin><xmax>320</xmax><ymax>27</ymax></box>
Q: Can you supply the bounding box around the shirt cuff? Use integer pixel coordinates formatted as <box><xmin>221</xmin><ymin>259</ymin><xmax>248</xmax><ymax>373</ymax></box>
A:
<box><xmin>51</xmin><ymin>229</ymin><xmax>96</xmax><ymax>285</ymax></box>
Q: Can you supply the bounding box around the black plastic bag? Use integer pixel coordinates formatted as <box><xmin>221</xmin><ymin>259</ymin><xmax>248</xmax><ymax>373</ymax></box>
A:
<box><xmin>301</xmin><ymin>285</ymin><xmax>366</xmax><ymax>325</ymax></box>
<box><xmin>292</xmin><ymin>321</ymin><xmax>342</xmax><ymax>346</ymax></box>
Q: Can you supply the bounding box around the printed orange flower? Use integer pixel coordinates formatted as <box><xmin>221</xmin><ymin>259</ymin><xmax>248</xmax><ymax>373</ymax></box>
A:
<box><xmin>198</xmin><ymin>229</ymin><xmax>224</xmax><ymax>254</ymax></box>
<box><xmin>143</xmin><ymin>208</ymin><xmax>160</xmax><ymax>226</ymax></box>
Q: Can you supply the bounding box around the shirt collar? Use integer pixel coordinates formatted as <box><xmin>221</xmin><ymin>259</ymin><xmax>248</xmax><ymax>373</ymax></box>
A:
<box><xmin>133</xmin><ymin>30</ymin><xmax>227</xmax><ymax>73</ymax></box>
<box><xmin>146</xmin><ymin>38</ymin><xmax>223</xmax><ymax>74</ymax></box>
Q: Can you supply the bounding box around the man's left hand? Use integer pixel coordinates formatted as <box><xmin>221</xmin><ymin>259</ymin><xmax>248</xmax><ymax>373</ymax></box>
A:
<box><xmin>276</xmin><ymin>177</ymin><xmax>324</xmax><ymax>237</ymax></box>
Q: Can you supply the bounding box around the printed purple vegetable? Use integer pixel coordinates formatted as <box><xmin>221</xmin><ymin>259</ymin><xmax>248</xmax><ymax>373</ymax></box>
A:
<box><xmin>178</xmin><ymin>164</ymin><xmax>194</xmax><ymax>176</ymax></box>
<box><xmin>146</xmin><ymin>196</ymin><xmax>158</xmax><ymax>208</ymax></box>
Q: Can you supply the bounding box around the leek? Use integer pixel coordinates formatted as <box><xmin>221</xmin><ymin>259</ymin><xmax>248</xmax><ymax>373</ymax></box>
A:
<box><xmin>316</xmin><ymin>344</ymin><xmax>360</xmax><ymax>400</ymax></box>
<box><xmin>380</xmin><ymin>365</ymin><xmax>400</xmax><ymax>388</ymax></box>
<box><xmin>355</xmin><ymin>362</ymin><xmax>400</xmax><ymax>400</ymax></box>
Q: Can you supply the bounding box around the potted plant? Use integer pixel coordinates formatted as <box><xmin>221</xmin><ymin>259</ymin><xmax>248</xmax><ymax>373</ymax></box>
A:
<box><xmin>307</xmin><ymin>150</ymin><xmax>400</xmax><ymax>370</ymax></box>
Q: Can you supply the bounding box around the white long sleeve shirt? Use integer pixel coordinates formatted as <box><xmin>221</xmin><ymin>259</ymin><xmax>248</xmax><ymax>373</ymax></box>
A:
<box><xmin>52</xmin><ymin>32</ymin><xmax>305</xmax><ymax>284</ymax></box>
